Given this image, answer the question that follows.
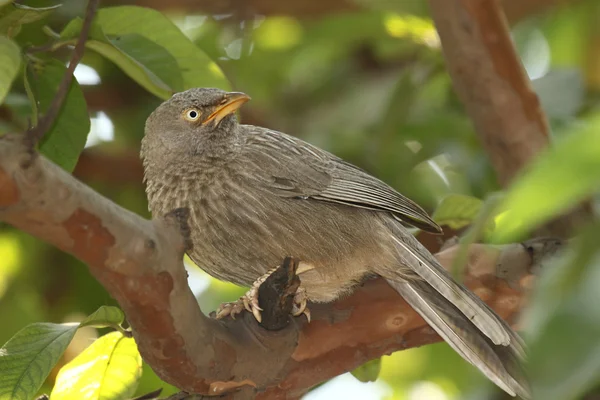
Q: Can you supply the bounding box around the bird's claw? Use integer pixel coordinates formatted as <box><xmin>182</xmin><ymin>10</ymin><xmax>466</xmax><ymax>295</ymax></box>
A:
<box><xmin>216</xmin><ymin>268</ymin><xmax>310</xmax><ymax>323</ymax></box>
<box><xmin>216</xmin><ymin>285</ymin><xmax>263</xmax><ymax>322</ymax></box>
<box><xmin>215</xmin><ymin>301</ymin><xmax>246</xmax><ymax>320</ymax></box>
<box><xmin>291</xmin><ymin>287</ymin><xmax>311</xmax><ymax>322</ymax></box>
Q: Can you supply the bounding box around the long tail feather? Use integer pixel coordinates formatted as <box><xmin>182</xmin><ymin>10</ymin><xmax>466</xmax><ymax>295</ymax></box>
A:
<box><xmin>388</xmin><ymin>279</ymin><xmax>530</xmax><ymax>398</ymax></box>
<box><xmin>390</xmin><ymin>234</ymin><xmax>515</xmax><ymax>347</ymax></box>
<box><xmin>382</xmin><ymin>229</ymin><xmax>530</xmax><ymax>398</ymax></box>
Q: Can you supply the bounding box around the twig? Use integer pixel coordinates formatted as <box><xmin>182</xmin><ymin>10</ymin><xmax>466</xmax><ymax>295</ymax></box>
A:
<box><xmin>24</xmin><ymin>0</ymin><xmax>100</xmax><ymax>148</ymax></box>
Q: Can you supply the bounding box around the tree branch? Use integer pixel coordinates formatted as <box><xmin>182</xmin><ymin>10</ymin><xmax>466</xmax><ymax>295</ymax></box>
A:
<box><xmin>24</xmin><ymin>0</ymin><xmax>100</xmax><ymax>148</ymax></box>
<box><xmin>0</xmin><ymin>133</ymin><xmax>562</xmax><ymax>398</ymax></box>
<box><xmin>428</xmin><ymin>0</ymin><xmax>591</xmax><ymax>237</ymax></box>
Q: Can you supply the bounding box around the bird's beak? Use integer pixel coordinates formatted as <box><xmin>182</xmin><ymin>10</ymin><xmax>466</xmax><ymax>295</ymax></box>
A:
<box><xmin>202</xmin><ymin>92</ymin><xmax>251</xmax><ymax>126</ymax></box>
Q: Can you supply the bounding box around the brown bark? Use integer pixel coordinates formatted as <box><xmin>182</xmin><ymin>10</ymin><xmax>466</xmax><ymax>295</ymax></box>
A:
<box><xmin>0</xmin><ymin>134</ymin><xmax>560</xmax><ymax>399</ymax></box>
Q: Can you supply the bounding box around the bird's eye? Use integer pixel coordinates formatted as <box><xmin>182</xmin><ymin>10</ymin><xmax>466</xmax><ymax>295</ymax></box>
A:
<box><xmin>183</xmin><ymin>108</ymin><xmax>201</xmax><ymax>122</ymax></box>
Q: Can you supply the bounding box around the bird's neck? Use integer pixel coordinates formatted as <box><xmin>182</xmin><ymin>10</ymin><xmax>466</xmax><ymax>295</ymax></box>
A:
<box><xmin>141</xmin><ymin>127</ymin><xmax>245</xmax><ymax>217</ymax></box>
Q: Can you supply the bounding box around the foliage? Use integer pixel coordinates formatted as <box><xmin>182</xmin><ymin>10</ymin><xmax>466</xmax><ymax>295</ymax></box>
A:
<box><xmin>1</xmin><ymin>0</ymin><xmax>600</xmax><ymax>399</ymax></box>
<box><xmin>24</xmin><ymin>58</ymin><xmax>90</xmax><ymax>171</ymax></box>
<box><xmin>0</xmin><ymin>306</ymin><xmax>129</xmax><ymax>400</ymax></box>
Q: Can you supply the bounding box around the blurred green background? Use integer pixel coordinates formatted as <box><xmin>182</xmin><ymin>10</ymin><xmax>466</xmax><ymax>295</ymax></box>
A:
<box><xmin>2</xmin><ymin>0</ymin><xmax>600</xmax><ymax>399</ymax></box>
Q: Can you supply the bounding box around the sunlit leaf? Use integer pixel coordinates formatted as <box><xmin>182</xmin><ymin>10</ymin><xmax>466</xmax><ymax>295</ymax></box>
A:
<box><xmin>24</xmin><ymin>59</ymin><xmax>90</xmax><ymax>172</ymax></box>
<box><xmin>51</xmin><ymin>332</ymin><xmax>142</xmax><ymax>400</ymax></box>
<box><xmin>351</xmin><ymin>358</ymin><xmax>382</xmax><ymax>383</ymax></box>
<box><xmin>524</xmin><ymin>225</ymin><xmax>600</xmax><ymax>400</ymax></box>
<box><xmin>491</xmin><ymin>115</ymin><xmax>600</xmax><ymax>243</ymax></box>
<box><xmin>61</xmin><ymin>6</ymin><xmax>229</xmax><ymax>99</ymax></box>
<box><xmin>0</xmin><ymin>232</ymin><xmax>22</xmax><ymax>299</ymax></box>
<box><xmin>0</xmin><ymin>323</ymin><xmax>79</xmax><ymax>400</ymax></box>
<box><xmin>432</xmin><ymin>194</ymin><xmax>483</xmax><ymax>230</ymax></box>
<box><xmin>0</xmin><ymin>3</ymin><xmax>61</xmax><ymax>37</ymax></box>
<box><xmin>80</xmin><ymin>306</ymin><xmax>125</xmax><ymax>329</ymax></box>
<box><xmin>0</xmin><ymin>35</ymin><xmax>19</xmax><ymax>104</ymax></box>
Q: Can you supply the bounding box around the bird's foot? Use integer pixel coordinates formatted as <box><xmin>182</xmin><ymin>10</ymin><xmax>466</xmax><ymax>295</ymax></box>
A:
<box><xmin>291</xmin><ymin>286</ymin><xmax>311</xmax><ymax>322</ymax></box>
<box><xmin>215</xmin><ymin>267</ymin><xmax>311</xmax><ymax>323</ymax></box>
<box><xmin>215</xmin><ymin>284</ymin><xmax>262</xmax><ymax>322</ymax></box>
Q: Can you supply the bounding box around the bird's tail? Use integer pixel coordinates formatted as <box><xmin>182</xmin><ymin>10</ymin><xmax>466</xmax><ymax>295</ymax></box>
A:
<box><xmin>384</xmin><ymin>233</ymin><xmax>531</xmax><ymax>399</ymax></box>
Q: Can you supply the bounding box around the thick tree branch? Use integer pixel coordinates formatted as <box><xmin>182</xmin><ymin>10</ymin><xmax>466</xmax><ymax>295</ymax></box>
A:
<box><xmin>428</xmin><ymin>0</ymin><xmax>591</xmax><ymax>237</ymax></box>
<box><xmin>0</xmin><ymin>134</ymin><xmax>562</xmax><ymax>398</ymax></box>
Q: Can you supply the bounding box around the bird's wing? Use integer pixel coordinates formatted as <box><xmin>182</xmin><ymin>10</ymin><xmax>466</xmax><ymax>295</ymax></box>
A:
<box><xmin>243</xmin><ymin>127</ymin><xmax>442</xmax><ymax>234</ymax></box>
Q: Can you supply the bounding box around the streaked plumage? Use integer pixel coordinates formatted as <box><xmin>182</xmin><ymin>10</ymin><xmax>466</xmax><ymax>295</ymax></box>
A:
<box><xmin>141</xmin><ymin>88</ymin><xmax>530</xmax><ymax>398</ymax></box>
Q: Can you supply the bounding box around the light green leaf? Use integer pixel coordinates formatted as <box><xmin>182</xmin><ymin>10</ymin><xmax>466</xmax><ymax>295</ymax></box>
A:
<box><xmin>351</xmin><ymin>358</ymin><xmax>382</xmax><ymax>383</ymax></box>
<box><xmin>61</xmin><ymin>6</ymin><xmax>229</xmax><ymax>99</ymax></box>
<box><xmin>0</xmin><ymin>323</ymin><xmax>79</xmax><ymax>400</ymax></box>
<box><xmin>80</xmin><ymin>306</ymin><xmax>125</xmax><ymax>329</ymax></box>
<box><xmin>524</xmin><ymin>225</ymin><xmax>600</xmax><ymax>400</ymax></box>
<box><xmin>25</xmin><ymin>59</ymin><xmax>90</xmax><ymax>172</ymax></box>
<box><xmin>0</xmin><ymin>3</ymin><xmax>61</xmax><ymax>37</ymax></box>
<box><xmin>491</xmin><ymin>114</ymin><xmax>600</xmax><ymax>243</ymax></box>
<box><xmin>432</xmin><ymin>194</ymin><xmax>483</xmax><ymax>230</ymax></box>
<box><xmin>0</xmin><ymin>35</ymin><xmax>20</xmax><ymax>104</ymax></box>
<box><xmin>50</xmin><ymin>332</ymin><xmax>142</xmax><ymax>400</ymax></box>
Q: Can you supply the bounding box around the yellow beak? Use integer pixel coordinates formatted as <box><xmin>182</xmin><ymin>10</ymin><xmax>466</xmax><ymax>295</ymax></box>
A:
<box><xmin>203</xmin><ymin>92</ymin><xmax>251</xmax><ymax>125</ymax></box>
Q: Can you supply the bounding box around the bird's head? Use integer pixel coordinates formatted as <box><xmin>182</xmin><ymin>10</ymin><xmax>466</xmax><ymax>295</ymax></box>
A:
<box><xmin>142</xmin><ymin>87</ymin><xmax>251</xmax><ymax>162</ymax></box>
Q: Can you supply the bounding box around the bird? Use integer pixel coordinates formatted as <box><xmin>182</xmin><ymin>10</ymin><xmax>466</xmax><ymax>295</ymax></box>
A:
<box><xmin>141</xmin><ymin>87</ymin><xmax>530</xmax><ymax>399</ymax></box>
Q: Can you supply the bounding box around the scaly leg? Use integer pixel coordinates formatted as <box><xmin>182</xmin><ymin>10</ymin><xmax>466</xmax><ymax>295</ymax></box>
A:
<box><xmin>215</xmin><ymin>266</ymin><xmax>311</xmax><ymax>323</ymax></box>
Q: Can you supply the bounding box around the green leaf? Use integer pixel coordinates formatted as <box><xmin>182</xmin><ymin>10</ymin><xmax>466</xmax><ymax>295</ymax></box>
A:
<box><xmin>524</xmin><ymin>225</ymin><xmax>600</xmax><ymax>400</ymax></box>
<box><xmin>351</xmin><ymin>358</ymin><xmax>382</xmax><ymax>383</ymax></box>
<box><xmin>491</xmin><ymin>114</ymin><xmax>600</xmax><ymax>243</ymax></box>
<box><xmin>0</xmin><ymin>3</ymin><xmax>61</xmax><ymax>37</ymax></box>
<box><xmin>80</xmin><ymin>306</ymin><xmax>125</xmax><ymax>329</ymax></box>
<box><xmin>61</xmin><ymin>19</ymin><xmax>177</xmax><ymax>99</ymax></box>
<box><xmin>0</xmin><ymin>323</ymin><xmax>79</xmax><ymax>400</ymax></box>
<box><xmin>0</xmin><ymin>35</ymin><xmax>20</xmax><ymax>104</ymax></box>
<box><xmin>432</xmin><ymin>194</ymin><xmax>483</xmax><ymax>230</ymax></box>
<box><xmin>61</xmin><ymin>6</ymin><xmax>229</xmax><ymax>99</ymax></box>
<box><xmin>50</xmin><ymin>332</ymin><xmax>142</xmax><ymax>400</ymax></box>
<box><xmin>25</xmin><ymin>59</ymin><xmax>90</xmax><ymax>172</ymax></box>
